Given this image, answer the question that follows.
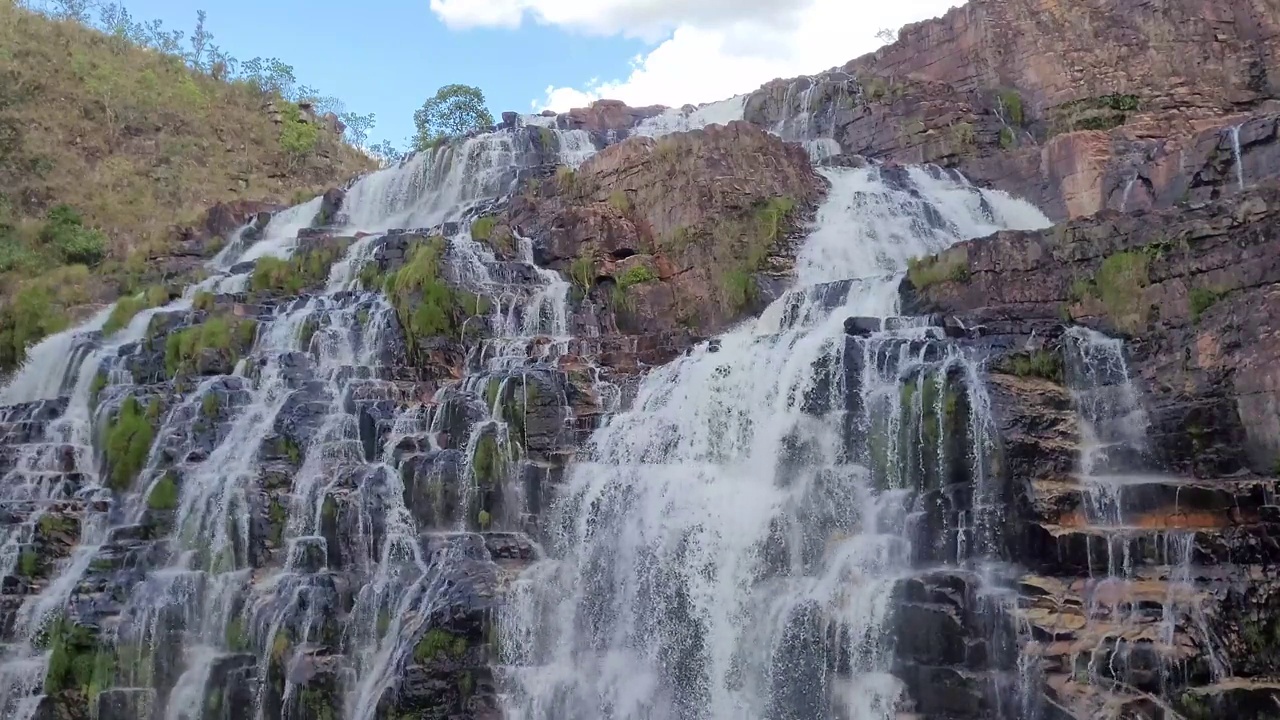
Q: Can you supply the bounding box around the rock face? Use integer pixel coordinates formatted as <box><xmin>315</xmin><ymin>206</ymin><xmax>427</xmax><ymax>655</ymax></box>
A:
<box><xmin>741</xmin><ymin>0</ymin><xmax>1280</xmax><ymax>221</ymax></box>
<box><xmin>506</xmin><ymin>120</ymin><xmax>827</xmax><ymax>352</ymax></box>
<box><xmin>898</xmin><ymin>183</ymin><xmax>1280</xmax><ymax>717</ymax></box>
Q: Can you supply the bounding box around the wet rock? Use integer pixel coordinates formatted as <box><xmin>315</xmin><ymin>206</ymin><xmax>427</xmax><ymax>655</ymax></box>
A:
<box><xmin>844</xmin><ymin>316</ymin><xmax>881</xmax><ymax>336</ymax></box>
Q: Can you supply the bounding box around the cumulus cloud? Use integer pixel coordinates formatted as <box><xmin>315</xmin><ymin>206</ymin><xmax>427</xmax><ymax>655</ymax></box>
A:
<box><xmin>428</xmin><ymin>0</ymin><xmax>961</xmax><ymax>112</ymax></box>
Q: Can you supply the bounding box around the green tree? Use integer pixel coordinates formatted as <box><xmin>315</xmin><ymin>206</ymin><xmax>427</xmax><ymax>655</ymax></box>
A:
<box><xmin>412</xmin><ymin>84</ymin><xmax>494</xmax><ymax>151</ymax></box>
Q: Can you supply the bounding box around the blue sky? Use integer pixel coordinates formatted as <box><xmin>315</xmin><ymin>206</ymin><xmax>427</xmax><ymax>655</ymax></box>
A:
<box><xmin>122</xmin><ymin>0</ymin><xmax>647</xmax><ymax>148</ymax></box>
<box><xmin>113</xmin><ymin>0</ymin><xmax>962</xmax><ymax>150</ymax></box>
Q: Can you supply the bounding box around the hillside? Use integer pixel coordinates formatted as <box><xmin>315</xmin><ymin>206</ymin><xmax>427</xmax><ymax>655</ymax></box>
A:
<box><xmin>0</xmin><ymin>1</ymin><xmax>375</xmax><ymax>370</ymax></box>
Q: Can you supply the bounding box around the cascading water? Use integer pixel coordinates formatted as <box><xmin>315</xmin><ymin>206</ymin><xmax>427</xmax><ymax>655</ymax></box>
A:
<box><xmin>1058</xmin><ymin>327</ymin><xmax>1230</xmax><ymax>705</ymax></box>
<box><xmin>498</xmin><ymin>164</ymin><xmax>1049</xmax><ymax>720</ymax></box>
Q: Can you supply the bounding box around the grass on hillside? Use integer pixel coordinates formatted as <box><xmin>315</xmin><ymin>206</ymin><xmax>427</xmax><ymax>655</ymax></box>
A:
<box><xmin>0</xmin><ymin>1</ymin><xmax>376</xmax><ymax>372</ymax></box>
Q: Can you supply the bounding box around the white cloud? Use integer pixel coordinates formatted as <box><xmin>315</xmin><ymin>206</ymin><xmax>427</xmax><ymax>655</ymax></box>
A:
<box><xmin>429</xmin><ymin>0</ymin><xmax>962</xmax><ymax>112</ymax></box>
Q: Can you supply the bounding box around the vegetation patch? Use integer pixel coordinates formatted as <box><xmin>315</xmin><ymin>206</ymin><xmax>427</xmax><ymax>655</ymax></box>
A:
<box><xmin>1189</xmin><ymin>287</ymin><xmax>1222</xmax><ymax>322</ymax></box>
<box><xmin>469</xmin><ymin>215</ymin><xmax>516</xmax><ymax>258</ymax></box>
<box><xmin>0</xmin><ymin>264</ymin><xmax>95</xmax><ymax>373</ymax></box>
<box><xmin>996</xmin><ymin>349</ymin><xmax>1064</xmax><ymax>383</ymax></box>
<box><xmin>147</xmin><ymin>472</ymin><xmax>180</xmax><ymax>511</ymax></box>
<box><xmin>44</xmin><ymin>616</ymin><xmax>113</xmax><ymax>698</ymax></box>
<box><xmin>413</xmin><ymin>628</ymin><xmax>467</xmax><ymax>664</ymax></box>
<box><xmin>949</xmin><ymin>122</ymin><xmax>977</xmax><ymax>153</ymax></box>
<box><xmin>103</xmin><ymin>285</ymin><xmax>170</xmax><ymax>336</ymax></box>
<box><xmin>164</xmin><ymin>315</ymin><xmax>258</xmax><ymax>377</ymax></box>
<box><xmin>1050</xmin><ymin>94</ymin><xmax>1141</xmax><ymax>135</ymax></box>
<box><xmin>249</xmin><ymin>240</ymin><xmax>352</xmax><ymax>296</ymax></box>
<box><xmin>617</xmin><ymin>265</ymin><xmax>657</xmax><ymax>290</ymax></box>
<box><xmin>569</xmin><ymin>256</ymin><xmax>595</xmax><ymax>290</ymax></box>
<box><xmin>1071</xmin><ymin>251</ymin><xmax>1150</xmax><ymax>333</ymax></box>
<box><xmin>472</xmin><ymin>434</ymin><xmax>503</xmax><ymax>487</ymax></box>
<box><xmin>382</xmin><ymin>237</ymin><xmax>491</xmax><ymax>352</ymax></box>
<box><xmin>105</xmin><ymin>396</ymin><xmax>158</xmax><ymax>491</ymax></box>
<box><xmin>907</xmin><ymin>249</ymin><xmax>970</xmax><ymax>289</ymax></box>
<box><xmin>999</xmin><ymin>127</ymin><xmax>1016</xmax><ymax>150</ymax></box>
<box><xmin>999</xmin><ymin>89</ymin><xmax>1025</xmax><ymax>126</ymax></box>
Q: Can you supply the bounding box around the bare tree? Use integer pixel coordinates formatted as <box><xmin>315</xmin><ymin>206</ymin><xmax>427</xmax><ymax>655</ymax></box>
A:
<box><xmin>875</xmin><ymin>27</ymin><xmax>897</xmax><ymax>44</ymax></box>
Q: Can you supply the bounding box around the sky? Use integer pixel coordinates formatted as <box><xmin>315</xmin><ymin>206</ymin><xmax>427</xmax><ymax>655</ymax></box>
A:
<box><xmin>116</xmin><ymin>0</ymin><xmax>962</xmax><ymax>149</ymax></box>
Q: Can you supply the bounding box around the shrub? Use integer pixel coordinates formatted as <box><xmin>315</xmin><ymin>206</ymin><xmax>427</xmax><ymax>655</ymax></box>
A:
<box><xmin>39</xmin><ymin>205</ymin><xmax>107</xmax><ymax>266</ymax></box>
<box><xmin>999</xmin><ymin>127</ymin><xmax>1016</xmax><ymax>149</ymax></box>
<box><xmin>279</xmin><ymin>103</ymin><xmax>320</xmax><ymax>156</ymax></box>
<box><xmin>617</xmin><ymin>265</ymin><xmax>657</xmax><ymax>290</ymax></box>
<box><xmin>949</xmin><ymin>122</ymin><xmax>976</xmax><ymax>152</ymax></box>
<box><xmin>414</xmin><ymin>628</ymin><xmax>467</xmax><ymax>664</ymax></box>
<box><xmin>999</xmin><ymin>349</ymin><xmax>1064</xmax><ymax>383</ymax></box>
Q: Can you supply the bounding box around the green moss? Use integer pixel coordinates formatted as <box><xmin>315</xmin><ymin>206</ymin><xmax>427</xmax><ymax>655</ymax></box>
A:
<box><xmin>1050</xmin><ymin>93</ymin><xmax>1141</xmax><ymax>135</ymax></box>
<box><xmin>321</xmin><ymin>494</ymin><xmax>338</xmax><ymax>522</ymax></box>
<box><xmin>484</xmin><ymin>378</ymin><xmax>502</xmax><ymax>409</ymax></box>
<box><xmin>377</xmin><ymin>609</ymin><xmax>391</xmax><ymax>637</ymax></box>
<box><xmin>998</xmin><ymin>350</ymin><xmax>1064</xmax><ymax>383</ymax></box>
<box><xmin>147</xmin><ymin>472</ymin><xmax>179</xmax><ymax>511</ymax></box>
<box><xmin>357</xmin><ymin>261</ymin><xmax>383</xmax><ymax>290</ymax></box>
<box><xmin>249</xmin><ymin>239</ymin><xmax>351</xmax><ymax>296</ymax></box>
<box><xmin>907</xmin><ymin>249</ymin><xmax>970</xmax><ymax>289</ymax></box>
<box><xmin>44</xmin><ymin>617</ymin><xmax>105</xmax><ymax>696</ymax></box>
<box><xmin>18</xmin><ymin>549</ymin><xmax>40</xmax><ymax>577</ymax></box>
<box><xmin>413</xmin><ymin>628</ymin><xmax>467</xmax><ymax>664</ymax></box>
<box><xmin>298</xmin><ymin>688</ymin><xmax>337</xmax><ymax>720</ymax></box>
<box><xmin>472</xmin><ymin>434</ymin><xmax>502</xmax><ymax>487</ymax></box>
<box><xmin>163</xmin><ymin>315</ymin><xmax>257</xmax><ymax>377</ymax></box>
<box><xmin>89</xmin><ymin>370</ymin><xmax>108</xmax><ymax>411</ymax></box>
<box><xmin>299</xmin><ymin>318</ymin><xmax>318</xmax><ymax>350</ymax></box>
<box><xmin>37</xmin><ymin>514</ymin><xmax>76</xmax><ymax>539</ymax></box>
<box><xmin>224</xmin><ymin>616</ymin><xmax>251</xmax><ymax>652</ymax></box>
<box><xmin>271</xmin><ymin>631</ymin><xmax>290</xmax><ymax>662</ymax></box>
<box><xmin>105</xmin><ymin>396</ymin><xmax>156</xmax><ymax>491</ymax></box>
<box><xmin>1189</xmin><ymin>287</ymin><xmax>1221</xmax><ymax>322</ymax></box>
<box><xmin>470</xmin><ymin>215</ymin><xmax>498</xmax><ymax>242</ymax></box>
<box><xmin>267</xmin><ymin>498</ymin><xmax>287</xmax><ymax>545</ymax></box>
<box><xmin>201</xmin><ymin>392</ymin><xmax>220</xmax><ymax>417</ymax></box>
<box><xmin>459</xmin><ymin>671</ymin><xmax>475</xmax><ymax>697</ymax></box>
<box><xmin>999</xmin><ymin>90</ymin><xmax>1024</xmax><ymax>126</ymax></box>
<box><xmin>999</xmin><ymin>127</ymin><xmax>1016</xmax><ymax>149</ymax></box>
<box><xmin>477</xmin><ymin>509</ymin><xmax>492</xmax><ymax>530</ymax></box>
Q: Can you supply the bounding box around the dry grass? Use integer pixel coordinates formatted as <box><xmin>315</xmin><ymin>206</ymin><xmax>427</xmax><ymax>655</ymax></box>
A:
<box><xmin>0</xmin><ymin>3</ymin><xmax>372</xmax><ymax>250</ymax></box>
<box><xmin>0</xmin><ymin>2</ymin><xmax>375</xmax><ymax>369</ymax></box>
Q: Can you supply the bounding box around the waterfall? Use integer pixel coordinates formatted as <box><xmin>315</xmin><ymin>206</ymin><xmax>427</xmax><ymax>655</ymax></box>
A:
<box><xmin>1229</xmin><ymin>124</ymin><xmax>1245</xmax><ymax>191</ymax></box>
<box><xmin>631</xmin><ymin>96</ymin><xmax>749</xmax><ymax>138</ymax></box>
<box><xmin>1060</xmin><ymin>326</ymin><xmax>1231</xmax><ymax>698</ymax></box>
<box><xmin>498</xmin><ymin>165</ymin><xmax>1049</xmax><ymax>720</ymax></box>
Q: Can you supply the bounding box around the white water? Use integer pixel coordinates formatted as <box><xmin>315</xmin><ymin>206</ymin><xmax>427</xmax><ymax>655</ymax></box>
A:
<box><xmin>339</xmin><ymin>127</ymin><xmax>599</xmax><ymax>234</ymax></box>
<box><xmin>1229</xmin><ymin>124</ymin><xmax>1246</xmax><ymax>191</ymax></box>
<box><xmin>499</xmin><ymin>165</ymin><xmax>1049</xmax><ymax>720</ymax></box>
<box><xmin>631</xmin><ymin>95</ymin><xmax>749</xmax><ymax>138</ymax></box>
